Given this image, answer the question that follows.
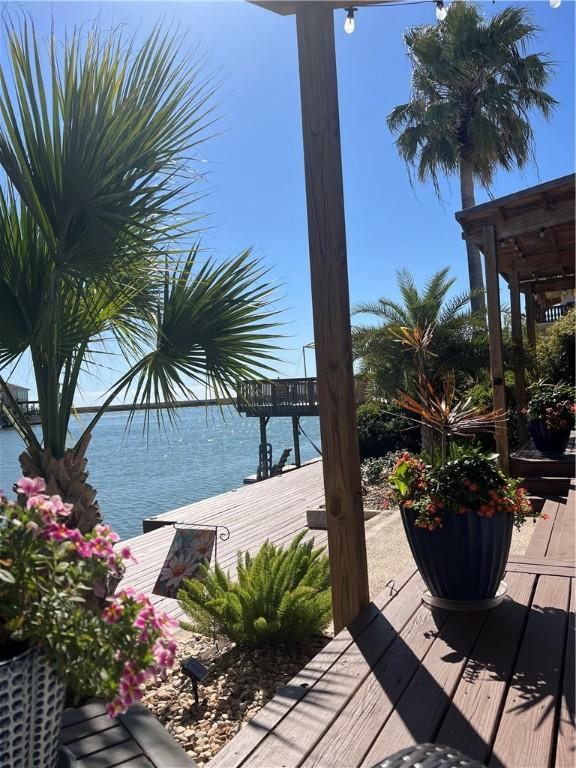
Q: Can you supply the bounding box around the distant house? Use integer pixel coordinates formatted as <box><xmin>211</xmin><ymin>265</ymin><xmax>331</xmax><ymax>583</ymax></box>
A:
<box><xmin>0</xmin><ymin>384</ymin><xmax>41</xmax><ymax>428</ymax></box>
<box><xmin>1</xmin><ymin>383</ymin><xmax>30</xmax><ymax>405</ymax></box>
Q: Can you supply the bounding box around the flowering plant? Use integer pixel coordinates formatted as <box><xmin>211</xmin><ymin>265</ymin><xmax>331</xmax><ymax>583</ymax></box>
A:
<box><xmin>388</xmin><ymin>451</ymin><xmax>533</xmax><ymax>531</ymax></box>
<box><xmin>0</xmin><ymin>477</ymin><xmax>177</xmax><ymax>717</ymax></box>
<box><xmin>523</xmin><ymin>381</ymin><xmax>575</xmax><ymax>432</ymax></box>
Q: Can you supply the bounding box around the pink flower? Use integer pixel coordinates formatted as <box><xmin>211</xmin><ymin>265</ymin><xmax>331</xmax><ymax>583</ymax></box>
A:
<box><xmin>89</xmin><ymin>536</ymin><xmax>114</xmax><ymax>558</ymax></box>
<box><xmin>43</xmin><ymin>523</ymin><xmax>81</xmax><ymax>543</ymax></box>
<box><xmin>102</xmin><ymin>601</ymin><xmax>124</xmax><ymax>624</ymax></box>
<box><xmin>120</xmin><ymin>546</ymin><xmax>137</xmax><ymax>564</ymax></box>
<box><xmin>105</xmin><ymin>696</ymin><xmax>125</xmax><ymax>718</ymax></box>
<box><xmin>95</xmin><ymin>524</ymin><xmax>119</xmax><ymax>543</ymax></box>
<box><xmin>75</xmin><ymin>540</ymin><xmax>94</xmax><ymax>558</ymax></box>
<box><xmin>16</xmin><ymin>477</ymin><xmax>46</xmax><ymax>496</ymax></box>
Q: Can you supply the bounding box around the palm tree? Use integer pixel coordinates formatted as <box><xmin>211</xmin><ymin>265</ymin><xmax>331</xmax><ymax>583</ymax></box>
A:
<box><xmin>387</xmin><ymin>2</ymin><xmax>557</xmax><ymax>314</ymax></box>
<box><xmin>0</xmin><ymin>22</ymin><xmax>280</xmax><ymax>531</ymax></box>
<box><xmin>352</xmin><ymin>267</ymin><xmax>486</xmax><ymax>397</ymax></box>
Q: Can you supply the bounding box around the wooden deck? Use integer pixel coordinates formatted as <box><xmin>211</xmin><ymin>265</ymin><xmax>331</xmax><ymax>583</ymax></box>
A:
<box><xmin>61</xmin><ymin>702</ymin><xmax>196</xmax><ymax>767</ymax></box>
<box><xmin>118</xmin><ymin>460</ymin><xmax>326</xmax><ymax>621</ymax></box>
<box><xmin>210</xmin><ymin>489</ymin><xmax>575</xmax><ymax>768</ymax></box>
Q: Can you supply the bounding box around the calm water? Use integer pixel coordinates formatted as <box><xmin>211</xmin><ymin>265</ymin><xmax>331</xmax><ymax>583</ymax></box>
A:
<box><xmin>0</xmin><ymin>407</ymin><xmax>321</xmax><ymax>540</ymax></box>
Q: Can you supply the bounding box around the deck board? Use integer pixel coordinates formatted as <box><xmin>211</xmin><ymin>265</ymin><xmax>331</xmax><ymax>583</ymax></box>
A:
<box><xmin>490</xmin><ymin>575</ymin><xmax>570</xmax><ymax>768</ymax></box>
<box><xmin>555</xmin><ymin>579</ymin><xmax>575</xmax><ymax>768</ymax></box>
<box><xmin>435</xmin><ymin>572</ymin><xmax>536</xmax><ymax>764</ymax></box>
<box><xmin>61</xmin><ymin>702</ymin><xmax>196</xmax><ymax>767</ymax></box>
<box><xmin>212</xmin><ymin>556</ymin><xmax>575</xmax><ymax>768</ymax></box>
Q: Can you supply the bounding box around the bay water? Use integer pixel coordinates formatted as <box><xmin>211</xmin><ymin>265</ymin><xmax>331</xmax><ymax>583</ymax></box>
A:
<box><xmin>0</xmin><ymin>407</ymin><xmax>321</xmax><ymax>540</ymax></box>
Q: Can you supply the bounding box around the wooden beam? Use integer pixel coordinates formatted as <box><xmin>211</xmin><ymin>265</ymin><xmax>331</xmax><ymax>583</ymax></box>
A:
<box><xmin>509</xmin><ymin>271</ymin><xmax>528</xmax><ymax>444</ymax></box>
<box><xmin>525</xmin><ymin>285</ymin><xmax>537</xmax><ymax>348</ymax></box>
<box><xmin>483</xmin><ymin>225</ymin><xmax>510</xmax><ymax>475</ymax></box>
<box><xmin>463</xmin><ymin>204</ymin><xmax>574</xmax><ymax>246</ymax></box>
<box><xmin>295</xmin><ymin>3</ymin><xmax>369</xmax><ymax>631</ymax></box>
<box><xmin>249</xmin><ymin>0</ymin><xmax>389</xmax><ymax>15</ymax></box>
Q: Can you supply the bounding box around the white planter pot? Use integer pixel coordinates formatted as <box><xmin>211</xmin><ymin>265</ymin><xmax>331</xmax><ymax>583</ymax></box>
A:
<box><xmin>0</xmin><ymin>645</ymin><xmax>66</xmax><ymax>768</ymax></box>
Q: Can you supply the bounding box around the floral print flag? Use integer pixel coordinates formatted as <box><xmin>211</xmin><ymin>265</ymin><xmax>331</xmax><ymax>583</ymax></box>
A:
<box><xmin>153</xmin><ymin>528</ymin><xmax>216</xmax><ymax>598</ymax></box>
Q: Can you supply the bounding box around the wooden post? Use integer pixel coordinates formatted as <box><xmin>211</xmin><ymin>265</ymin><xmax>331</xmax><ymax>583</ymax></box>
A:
<box><xmin>509</xmin><ymin>271</ymin><xmax>528</xmax><ymax>445</ymax></box>
<box><xmin>525</xmin><ymin>285</ymin><xmax>537</xmax><ymax>348</ymax></box>
<box><xmin>482</xmin><ymin>225</ymin><xmax>510</xmax><ymax>475</ymax></box>
<box><xmin>292</xmin><ymin>415</ymin><xmax>301</xmax><ymax>467</ymax></box>
<box><xmin>295</xmin><ymin>3</ymin><xmax>369</xmax><ymax>631</ymax></box>
<box><xmin>259</xmin><ymin>416</ymin><xmax>269</xmax><ymax>479</ymax></box>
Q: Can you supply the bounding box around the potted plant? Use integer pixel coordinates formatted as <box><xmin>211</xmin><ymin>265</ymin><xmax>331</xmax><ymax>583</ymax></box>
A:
<box><xmin>386</xmin><ymin>326</ymin><xmax>533</xmax><ymax>607</ymax></box>
<box><xmin>388</xmin><ymin>451</ymin><xmax>531</xmax><ymax>604</ymax></box>
<box><xmin>524</xmin><ymin>381</ymin><xmax>575</xmax><ymax>454</ymax></box>
<box><xmin>0</xmin><ymin>477</ymin><xmax>178</xmax><ymax>768</ymax></box>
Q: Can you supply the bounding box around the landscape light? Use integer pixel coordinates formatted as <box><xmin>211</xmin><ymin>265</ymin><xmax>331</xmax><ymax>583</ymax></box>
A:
<box><xmin>436</xmin><ymin>1</ymin><xmax>447</xmax><ymax>20</ymax></box>
<box><xmin>550</xmin><ymin>0</ymin><xmax>561</xmax><ymax>7</ymax></box>
<box><xmin>344</xmin><ymin>7</ymin><xmax>356</xmax><ymax>34</ymax></box>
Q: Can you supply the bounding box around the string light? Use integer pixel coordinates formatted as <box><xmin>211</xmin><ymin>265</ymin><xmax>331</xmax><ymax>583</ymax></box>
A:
<box><xmin>436</xmin><ymin>1</ymin><xmax>447</xmax><ymax>21</ymax></box>
<box><xmin>344</xmin><ymin>7</ymin><xmax>357</xmax><ymax>33</ymax></box>
<box><xmin>342</xmin><ymin>0</ymin><xmax>558</xmax><ymax>35</ymax></box>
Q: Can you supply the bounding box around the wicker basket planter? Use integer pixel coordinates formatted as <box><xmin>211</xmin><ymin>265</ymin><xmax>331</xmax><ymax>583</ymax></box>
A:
<box><xmin>0</xmin><ymin>645</ymin><xmax>66</xmax><ymax>768</ymax></box>
<box><xmin>528</xmin><ymin>419</ymin><xmax>571</xmax><ymax>455</ymax></box>
<box><xmin>400</xmin><ymin>504</ymin><xmax>513</xmax><ymax>602</ymax></box>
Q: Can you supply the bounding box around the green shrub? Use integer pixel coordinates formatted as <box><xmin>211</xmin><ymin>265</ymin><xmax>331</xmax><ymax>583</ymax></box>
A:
<box><xmin>537</xmin><ymin>309</ymin><xmax>575</xmax><ymax>386</ymax></box>
<box><xmin>361</xmin><ymin>452</ymin><xmax>405</xmax><ymax>486</ymax></box>
<box><xmin>357</xmin><ymin>402</ymin><xmax>420</xmax><ymax>459</ymax></box>
<box><xmin>178</xmin><ymin>533</ymin><xmax>331</xmax><ymax>648</ymax></box>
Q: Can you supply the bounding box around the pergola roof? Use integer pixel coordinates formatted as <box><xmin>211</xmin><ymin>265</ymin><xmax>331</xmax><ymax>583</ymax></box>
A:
<box><xmin>456</xmin><ymin>174</ymin><xmax>575</xmax><ymax>293</ymax></box>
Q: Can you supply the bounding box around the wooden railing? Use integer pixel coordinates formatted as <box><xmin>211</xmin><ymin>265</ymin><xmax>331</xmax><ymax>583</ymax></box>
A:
<box><xmin>237</xmin><ymin>378</ymin><xmax>319</xmax><ymax>416</ymax></box>
<box><xmin>536</xmin><ymin>304</ymin><xmax>573</xmax><ymax>324</ymax></box>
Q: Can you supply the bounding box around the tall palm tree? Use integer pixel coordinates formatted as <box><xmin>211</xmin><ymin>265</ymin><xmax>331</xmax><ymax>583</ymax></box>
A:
<box><xmin>387</xmin><ymin>2</ymin><xmax>557</xmax><ymax>314</ymax></box>
<box><xmin>0</xmin><ymin>22</ymin><xmax>280</xmax><ymax>531</ymax></box>
<box><xmin>353</xmin><ymin>267</ymin><xmax>486</xmax><ymax>397</ymax></box>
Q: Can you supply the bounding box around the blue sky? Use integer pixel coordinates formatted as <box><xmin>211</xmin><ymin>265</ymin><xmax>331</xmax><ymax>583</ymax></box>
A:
<box><xmin>3</xmin><ymin>0</ymin><xmax>575</xmax><ymax>405</ymax></box>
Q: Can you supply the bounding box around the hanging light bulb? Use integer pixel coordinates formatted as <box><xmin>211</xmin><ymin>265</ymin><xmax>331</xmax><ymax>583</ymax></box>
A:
<box><xmin>344</xmin><ymin>7</ymin><xmax>356</xmax><ymax>34</ymax></box>
<box><xmin>436</xmin><ymin>0</ymin><xmax>448</xmax><ymax>20</ymax></box>
<box><xmin>549</xmin><ymin>0</ymin><xmax>561</xmax><ymax>8</ymax></box>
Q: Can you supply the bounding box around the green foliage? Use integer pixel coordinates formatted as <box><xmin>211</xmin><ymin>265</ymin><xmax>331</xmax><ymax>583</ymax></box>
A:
<box><xmin>388</xmin><ymin>451</ymin><xmax>532</xmax><ymax>530</ymax></box>
<box><xmin>353</xmin><ymin>267</ymin><xmax>488</xmax><ymax>399</ymax></box>
<box><xmin>0</xmin><ymin>480</ymin><xmax>175</xmax><ymax>712</ymax></box>
<box><xmin>387</xmin><ymin>2</ymin><xmax>556</xmax><ymax>195</ymax></box>
<box><xmin>357</xmin><ymin>402</ymin><xmax>420</xmax><ymax>459</ymax></box>
<box><xmin>178</xmin><ymin>533</ymin><xmax>331</xmax><ymax>648</ymax></box>
<box><xmin>536</xmin><ymin>309</ymin><xmax>576</xmax><ymax>386</ymax></box>
<box><xmin>0</xmin><ymin>20</ymin><xmax>280</xmax><ymax>463</ymax></box>
<box><xmin>524</xmin><ymin>381</ymin><xmax>575</xmax><ymax>431</ymax></box>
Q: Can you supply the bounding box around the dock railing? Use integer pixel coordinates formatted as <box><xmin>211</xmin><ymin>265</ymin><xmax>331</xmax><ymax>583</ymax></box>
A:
<box><xmin>237</xmin><ymin>378</ymin><xmax>319</xmax><ymax>417</ymax></box>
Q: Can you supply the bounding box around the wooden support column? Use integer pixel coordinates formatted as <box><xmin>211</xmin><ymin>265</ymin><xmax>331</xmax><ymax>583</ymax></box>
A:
<box><xmin>295</xmin><ymin>3</ymin><xmax>369</xmax><ymax>631</ymax></box>
<box><xmin>292</xmin><ymin>415</ymin><xmax>301</xmax><ymax>467</ymax></box>
<box><xmin>509</xmin><ymin>271</ymin><xmax>528</xmax><ymax>444</ymax></box>
<box><xmin>483</xmin><ymin>225</ymin><xmax>510</xmax><ymax>475</ymax></box>
<box><xmin>525</xmin><ymin>285</ymin><xmax>537</xmax><ymax>348</ymax></box>
<box><xmin>259</xmin><ymin>416</ymin><xmax>269</xmax><ymax>479</ymax></box>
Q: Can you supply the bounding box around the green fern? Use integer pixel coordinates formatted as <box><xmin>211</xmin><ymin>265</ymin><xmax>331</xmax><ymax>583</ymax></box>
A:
<box><xmin>178</xmin><ymin>533</ymin><xmax>332</xmax><ymax>648</ymax></box>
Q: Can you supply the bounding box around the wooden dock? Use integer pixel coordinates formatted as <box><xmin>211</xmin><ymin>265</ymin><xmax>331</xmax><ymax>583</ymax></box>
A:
<box><xmin>118</xmin><ymin>460</ymin><xmax>326</xmax><ymax>620</ymax></box>
<box><xmin>208</xmin><ymin>484</ymin><xmax>575</xmax><ymax>768</ymax></box>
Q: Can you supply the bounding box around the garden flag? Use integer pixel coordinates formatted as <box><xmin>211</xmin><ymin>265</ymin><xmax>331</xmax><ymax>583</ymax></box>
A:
<box><xmin>153</xmin><ymin>528</ymin><xmax>216</xmax><ymax>598</ymax></box>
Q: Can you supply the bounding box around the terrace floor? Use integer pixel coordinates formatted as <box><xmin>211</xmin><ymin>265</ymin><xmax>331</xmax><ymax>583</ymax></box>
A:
<box><xmin>210</xmin><ymin>484</ymin><xmax>575</xmax><ymax>768</ymax></box>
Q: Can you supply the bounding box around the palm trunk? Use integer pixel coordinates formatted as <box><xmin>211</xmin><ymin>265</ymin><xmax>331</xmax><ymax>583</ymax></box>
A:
<box><xmin>459</xmin><ymin>158</ymin><xmax>486</xmax><ymax>316</ymax></box>
<box><xmin>19</xmin><ymin>435</ymin><xmax>101</xmax><ymax>533</ymax></box>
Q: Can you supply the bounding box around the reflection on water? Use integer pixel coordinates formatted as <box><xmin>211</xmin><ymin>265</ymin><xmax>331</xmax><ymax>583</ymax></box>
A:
<box><xmin>0</xmin><ymin>406</ymin><xmax>321</xmax><ymax>540</ymax></box>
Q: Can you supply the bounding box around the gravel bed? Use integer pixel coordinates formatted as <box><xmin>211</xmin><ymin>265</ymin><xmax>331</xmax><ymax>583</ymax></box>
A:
<box><xmin>143</xmin><ymin>632</ymin><xmax>329</xmax><ymax>765</ymax></box>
